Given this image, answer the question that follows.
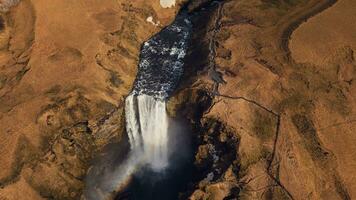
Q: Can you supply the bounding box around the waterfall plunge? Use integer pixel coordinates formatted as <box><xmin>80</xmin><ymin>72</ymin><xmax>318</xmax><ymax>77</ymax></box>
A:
<box><xmin>125</xmin><ymin>94</ymin><xmax>169</xmax><ymax>171</ymax></box>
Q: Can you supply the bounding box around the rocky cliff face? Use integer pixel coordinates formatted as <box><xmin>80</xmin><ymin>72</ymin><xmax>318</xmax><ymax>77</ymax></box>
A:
<box><xmin>0</xmin><ymin>0</ymin><xmax>356</xmax><ymax>199</ymax></box>
<box><xmin>169</xmin><ymin>0</ymin><xmax>356</xmax><ymax>199</ymax></box>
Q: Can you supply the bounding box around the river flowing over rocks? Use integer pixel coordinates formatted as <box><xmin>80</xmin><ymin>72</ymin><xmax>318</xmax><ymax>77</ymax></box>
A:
<box><xmin>125</xmin><ymin>12</ymin><xmax>191</xmax><ymax>171</ymax></box>
<box><xmin>84</xmin><ymin>12</ymin><xmax>192</xmax><ymax>200</ymax></box>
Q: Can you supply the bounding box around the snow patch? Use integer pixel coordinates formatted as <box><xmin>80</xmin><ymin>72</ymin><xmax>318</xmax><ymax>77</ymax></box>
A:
<box><xmin>146</xmin><ymin>16</ymin><xmax>160</xmax><ymax>27</ymax></box>
<box><xmin>160</xmin><ymin>0</ymin><xmax>175</xmax><ymax>8</ymax></box>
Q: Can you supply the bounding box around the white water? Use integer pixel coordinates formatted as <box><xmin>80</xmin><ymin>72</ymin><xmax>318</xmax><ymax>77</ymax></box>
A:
<box><xmin>125</xmin><ymin>94</ymin><xmax>169</xmax><ymax>171</ymax></box>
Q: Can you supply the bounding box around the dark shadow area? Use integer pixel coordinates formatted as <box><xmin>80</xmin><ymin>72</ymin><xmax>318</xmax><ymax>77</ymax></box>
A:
<box><xmin>0</xmin><ymin>16</ymin><xmax>4</xmax><ymax>31</ymax></box>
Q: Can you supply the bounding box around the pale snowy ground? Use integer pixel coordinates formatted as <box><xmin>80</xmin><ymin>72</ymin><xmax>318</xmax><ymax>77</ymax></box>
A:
<box><xmin>146</xmin><ymin>16</ymin><xmax>160</xmax><ymax>26</ymax></box>
<box><xmin>160</xmin><ymin>0</ymin><xmax>175</xmax><ymax>8</ymax></box>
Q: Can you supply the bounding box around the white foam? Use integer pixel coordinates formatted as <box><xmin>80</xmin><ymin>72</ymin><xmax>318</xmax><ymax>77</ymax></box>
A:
<box><xmin>126</xmin><ymin>94</ymin><xmax>169</xmax><ymax>171</ymax></box>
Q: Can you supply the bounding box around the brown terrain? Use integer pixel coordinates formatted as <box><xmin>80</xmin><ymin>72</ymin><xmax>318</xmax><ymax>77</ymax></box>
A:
<box><xmin>0</xmin><ymin>0</ymin><xmax>184</xmax><ymax>199</ymax></box>
<box><xmin>0</xmin><ymin>0</ymin><xmax>355</xmax><ymax>200</ymax></box>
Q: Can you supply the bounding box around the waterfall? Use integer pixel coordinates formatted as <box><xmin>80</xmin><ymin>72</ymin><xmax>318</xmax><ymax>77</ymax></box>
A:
<box><xmin>125</xmin><ymin>94</ymin><xmax>169</xmax><ymax>171</ymax></box>
<box><xmin>83</xmin><ymin>12</ymin><xmax>191</xmax><ymax>200</ymax></box>
<box><xmin>123</xmin><ymin>12</ymin><xmax>191</xmax><ymax>173</ymax></box>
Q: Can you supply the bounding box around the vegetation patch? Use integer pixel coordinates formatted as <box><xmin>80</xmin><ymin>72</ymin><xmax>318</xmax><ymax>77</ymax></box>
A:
<box><xmin>45</xmin><ymin>85</ymin><xmax>62</xmax><ymax>96</ymax></box>
<box><xmin>239</xmin><ymin>147</ymin><xmax>270</xmax><ymax>176</ymax></box>
<box><xmin>260</xmin><ymin>0</ymin><xmax>309</xmax><ymax>12</ymax></box>
<box><xmin>291</xmin><ymin>114</ymin><xmax>330</xmax><ymax>165</ymax></box>
<box><xmin>109</xmin><ymin>72</ymin><xmax>123</xmax><ymax>88</ymax></box>
<box><xmin>265</xmin><ymin>185</ymin><xmax>292</xmax><ymax>200</ymax></box>
<box><xmin>334</xmin><ymin>175</ymin><xmax>351</xmax><ymax>200</ymax></box>
<box><xmin>253</xmin><ymin>110</ymin><xmax>276</xmax><ymax>141</ymax></box>
<box><xmin>0</xmin><ymin>75</ymin><xmax>6</xmax><ymax>89</ymax></box>
<box><xmin>0</xmin><ymin>136</ymin><xmax>38</xmax><ymax>187</ymax></box>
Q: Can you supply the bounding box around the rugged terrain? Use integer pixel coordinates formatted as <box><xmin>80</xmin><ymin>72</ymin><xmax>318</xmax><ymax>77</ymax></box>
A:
<box><xmin>0</xmin><ymin>0</ymin><xmax>356</xmax><ymax>200</ymax></box>
<box><xmin>0</xmin><ymin>0</ymin><xmax>184</xmax><ymax>199</ymax></box>
<box><xmin>168</xmin><ymin>0</ymin><xmax>356</xmax><ymax>199</ymax></box>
